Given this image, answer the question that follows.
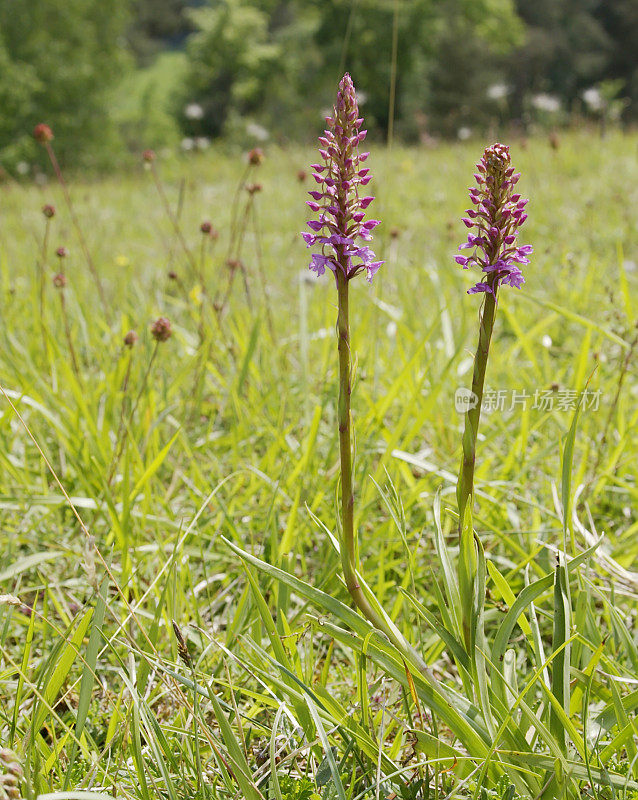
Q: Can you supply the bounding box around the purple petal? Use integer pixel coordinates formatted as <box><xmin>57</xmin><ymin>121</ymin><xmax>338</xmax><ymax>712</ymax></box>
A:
<box><xmin>310</xmin><ymin>253</ymin><xmax>330</xmax><ymax>276</ymax></box>
<box><xmin>468</xmin><ymin>281</ymin><xmax>493</xmax><ymax>295</ymax></box>
<box><xmin>365</xmin><ymin>261</ymin><xmax>383</xmax><ymax>282</ymax></box>
<box><xmin>326</xmin><ymin>234</ymin><xmax>355</xmax><ymax>247</ymax></box>
<box><xmin>301</xmin><ymin>232</ymin><xmax>316</xmax><ymax>246</ymax></box>
<box><xmin>352</xmin><ymin>246</ymin><xmax>374</xmax><ymax>261</ymax></box>
<box><xmin>501</xmin><ymin>268</ymin><xmax>525</xmax><ymax>288</ymax></box>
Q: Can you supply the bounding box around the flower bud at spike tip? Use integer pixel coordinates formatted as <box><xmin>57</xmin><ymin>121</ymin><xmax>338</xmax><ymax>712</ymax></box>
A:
<box><xmin>33</xmin><ymin>123</ymin><xmax>53</xmax><ymax>143</ymax></box>
<box><xmin>248</xmin><ymin>148</ymin><xmax>264</xmax><ymax>166</ymax></box>
<box><xmin>124</xmin><ymin>330</ymin><xmax>138</xmax><ymax>348</ymax></box>
<box><xmin>172</xmin><ymin>620</ymin><xmax>193</xmax><ymax>668</ymax></box>
<box><xmin>56</xmin><ymin>246</ymin><xmax>68</xmax><ymax>259</ymax></box>
<box><xmin>142</xmin><ymin>149</ymin><xmax>156</xmax><ymax>163</ymax></box>
<box><xmin>42</xmin><ymin>204</ymin><xmax>55</xmax><ymax>219</ymax></box>
<box><xmin>200</xmin><ymin>220</ymin><xmax>212</xmax><ymax>235</ymax></box>
<box><xmin>151</xmin><ymin>317</ymin><xmax>172</xmax><ymax>342</ymax></box>
<box><xmin>456</xmin><ymin>143</ymin><xmax>532</xmax><ymax>295</ymax></box>
<box><xmin>301</xmin><ymin>73</ymin><xmax>383</xmax><ymax>283</ymax></box>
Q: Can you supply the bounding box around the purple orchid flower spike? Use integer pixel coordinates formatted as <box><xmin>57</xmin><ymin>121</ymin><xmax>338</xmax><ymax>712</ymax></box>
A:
<box><xmin>456</xmin><ymin>142</ymin><xmax>532</xmax><ymax>295</ymax></box>
<box><xmin>302</xmin><ymin>73</ymin><xmax>383</xmax><ymax>283</ymax></box>
<box><xmin>298</xmin><ymin>74</ymin><xmax>427</xmax><ymax>670</ymax></box>
<box><xmin>456</xmin><ymin>142</ymin><xmax>532</xmax><ymax>550</ymax></box>
<box><xmin>454</xmin><ymin>143</ymin><xmax>533</xmax><ymax>653</ymax></box>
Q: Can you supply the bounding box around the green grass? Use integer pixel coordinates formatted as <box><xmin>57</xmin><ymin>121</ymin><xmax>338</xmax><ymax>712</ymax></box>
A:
<box><xmin>0</xmin><ymin>130</ymin><xmax>636</xmax><ymax>799</ymax></box>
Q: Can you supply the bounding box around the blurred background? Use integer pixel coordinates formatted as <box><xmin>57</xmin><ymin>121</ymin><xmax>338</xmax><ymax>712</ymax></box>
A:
<box><xmin>1</xmin><ymin>0</ymin><xmax>636</xmax><ymax>174</ymax></box>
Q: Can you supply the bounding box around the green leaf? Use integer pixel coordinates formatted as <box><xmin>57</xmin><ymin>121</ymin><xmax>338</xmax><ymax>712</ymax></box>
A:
<box><xmin>34</xmin><ymin>608</ymin><xmax>94</xmax><ymax>735</ymax></box>
<box><xmin>128</xmin><ymin>430</ymin><xmax>180</xmax><ymax>502</ymax></box>
<box><xmin>66</xmin><ymin>576</ymin><xmax>109</xmax><ymax>789</ymax></box>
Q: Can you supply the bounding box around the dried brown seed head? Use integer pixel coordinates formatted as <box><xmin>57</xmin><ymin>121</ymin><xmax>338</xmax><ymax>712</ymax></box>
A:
<box><xmin>151</xmin><ymin>316</ymin><xmax>172</xmax><ymax>342</ymax></box>
<box><xmin>33</xmin><ymin>124</ymin><xmax>53</xmax><ymax>143</ymax></box>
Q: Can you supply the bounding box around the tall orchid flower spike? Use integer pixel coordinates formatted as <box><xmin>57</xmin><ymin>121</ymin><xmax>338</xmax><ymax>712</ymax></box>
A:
<box><xmin>302</xmin><ymin>73</ymin><xmax>383</xmax><ymax>284</ymax></box>
<box><xmin>456</xmin><ymin>143</ymin><xmax>532</xmax><ymax>532</ymax></box>
<box><xmin>300</xmin><ymin>74</ymin><xmax>425</xmax><ymax>661</ymax></box>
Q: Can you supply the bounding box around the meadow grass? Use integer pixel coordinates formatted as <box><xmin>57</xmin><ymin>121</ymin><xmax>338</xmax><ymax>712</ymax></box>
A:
<box><xmin>0</xmin><ymin>130</ymin><xmax>636</xmax><ymax>799</ymax></box>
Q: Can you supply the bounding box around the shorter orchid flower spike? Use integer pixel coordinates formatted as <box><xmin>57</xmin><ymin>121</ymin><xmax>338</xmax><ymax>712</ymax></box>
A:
<box><xmin>456</xmin><ymin>143</ymin><xmax>532</xmax><ymax>295</ymax></box>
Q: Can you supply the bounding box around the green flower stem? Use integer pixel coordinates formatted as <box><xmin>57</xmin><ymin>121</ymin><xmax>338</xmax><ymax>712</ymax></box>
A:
<box><xmin>336</xmin><ymin>269</ymin><xmax>426</xmax><ymax>668</ymax></box>
<box><xmin>456</xmin><ymin>286</ymin><xmax>498</xmax><ymax>534</ymax></box>
<box><xmin>336</xmin><ymin>270</ymin><xmax>357</xmax><ymax>593</ymax></box>
<box><xmin>44</xmin><ymin>140</ymin><xmax>108</xmax><ymax>316</ymax></box>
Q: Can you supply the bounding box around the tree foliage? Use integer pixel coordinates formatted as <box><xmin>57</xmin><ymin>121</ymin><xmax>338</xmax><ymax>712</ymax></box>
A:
<box><xmin>178</xmin><ymin>0</ymin><xmax>525</xmax><ymax>142</ymax></box>
<box><xmin>127</xmin><ymin>0</ymin><xmax>196</xmax><ymax>64</ymax></box>
<box><xmin>0</xmin><ymin>0</ymin><xmax>129</xmax><ymax>169</ymax></box>
<box><xmin>177</xmin><ymin>0</ymin><xmax>320</xmax><ymax>141</ymax></box>
<box><xmin>505</xmin><ymin>0</ymin><xmax>613</xmax><ymax>118</ymax></box>
<box><xmin>1</xmin><ymin>0</ymin><xmax>636</xmax><ymax>171</ymax></box>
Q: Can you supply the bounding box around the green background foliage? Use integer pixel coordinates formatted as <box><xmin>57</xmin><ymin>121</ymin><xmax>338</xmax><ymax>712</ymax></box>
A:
<box><xmin>0</xmin><ymin>0</ymin><xmax>130</xmax><ymax>168</ymax></box>
<box><xmin>0</xmin><ymin>0</ymin><xmax>637</xmax><ymax>171</ymax></box>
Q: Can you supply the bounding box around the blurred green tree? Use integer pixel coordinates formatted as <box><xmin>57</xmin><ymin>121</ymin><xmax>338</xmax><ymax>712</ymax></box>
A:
<box><xmin>177</xmin><ymin>0</ymin><xmax>321</xmax><ymax>142</ymax></box>
<box><xmin>503</xmin><ymin>0</ymin><xmax>613</xmax><ymax>123</ymax></box>
<box><xmin>128</xmin><ymin>0</ymin><xmax>196</xmax><ymax>65</ymax></box>
<box><xmin>178</xmin><ymin>0</ymin><xmax>524</xmax><ymax>143</ymax></box>
<box><xmin>0</xmin><ymin>0</ymin><xmax>130</xmax><ymax>171</ymax></box>
<box><xmin>595</xmin><ymin>0</ymin><xmax>638</xmax><ymax>120</ymax></box>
